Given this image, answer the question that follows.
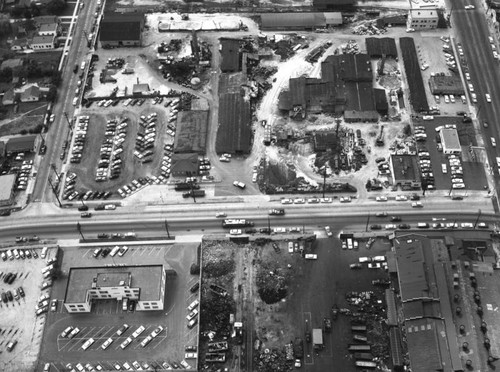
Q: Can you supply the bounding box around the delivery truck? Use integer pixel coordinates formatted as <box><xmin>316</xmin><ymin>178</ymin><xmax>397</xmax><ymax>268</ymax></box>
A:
<box><xmin>312</xmin><ymin>329</ymin><xmax>323</xmax><ymax>350</ymax></box>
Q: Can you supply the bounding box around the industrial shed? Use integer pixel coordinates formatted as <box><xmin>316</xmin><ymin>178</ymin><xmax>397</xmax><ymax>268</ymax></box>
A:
<box><xmin>374</xmin><ymin>88</ymin><xmax>389</xmax><ymax>114</ymax></box>
<box><xmin>428</xmin><ymin>75</ymin><xmax>464</xmax><ymax>95</ymax></box>
<box><xmin>220</xmin><ymin>38</ymin><xmax>241</xmax><ymax>73</ymax></box>
<box><xmin>260</xmin><ymin>12</ymin><xmax>342</xmax><ymax>30</ymax></box>
<box><xmin>171</xmin><ymin>153</ymin><xmax>199</xmax><ymax>177</ymax></box>
<box><xmin>313</xmin><ymin>0</ymin><xmax>355</xmax><ymax>10</ymax></box>
<box><xmin>99</xmin><ymin>13</ymin><xmax>144</xmax><ymax>48</ymax></box>
<box><xmin>400</xmin><ymin>37</ymin><xmax>429</xmax><ymax>113</ymax></box>
<box><xmin>366</xmin><ymin>37</ymin><xmax>398</xmax><ymax>58</ymax></box>
<box><xmin>323</xmin><ymin>54</ymin><xmax>373</xmax><ymax>82</ymax></box>
<box><xmin>173</xmin><ymin>111</ymin><xmax>209</xmax><ymax>154</ymax></box>
<box><xmin>390</xmin><ymin>154</ymin><xmax>421</xmax><ymax>189</ymax></box>
<box><xmin>216</xmin><ymin>91</ymin><xmax>252</xmax><ymax>154</ymax></box>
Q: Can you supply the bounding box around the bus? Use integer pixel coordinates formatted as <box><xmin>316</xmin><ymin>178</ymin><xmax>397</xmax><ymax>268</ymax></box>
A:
<box><xmin>348</xmin><ymin>344</ymin><xmax>371</xmax><ymax>352</ymax></box>
<box><xmin>222</xmin><ymin>219</ymin><xmax>254</xmax><ymax>228</ymax></box>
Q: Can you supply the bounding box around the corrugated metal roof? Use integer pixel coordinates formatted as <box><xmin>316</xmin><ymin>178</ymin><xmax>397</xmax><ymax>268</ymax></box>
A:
<box><xmin>261</xmin><ymin>13</ymin><xmax>326</xmax><ymax>28</ymax></box>
<box><xmin>406</xmin><ymin>319</ymin><xmax>444</xmax><ymax>372</ymax></box>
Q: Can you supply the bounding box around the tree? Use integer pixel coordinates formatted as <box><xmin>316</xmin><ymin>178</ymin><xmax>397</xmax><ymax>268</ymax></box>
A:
<box><xmin>0</xmin><ymin>67</ymin><xmax>12</xmax><ymax>83</ymax></box>
<box><xmin>50</xmin><ymin>71</ymin><xmax>62</xmax><ymax>86</ymax></box>
<box><xmin>46</xmin><ymin>85</ymin><xmax>57</xmax><ymax>102</ymax></box>
<box><xmin>47</xmin><ymin>0</ymin><xmax>66</xmax><ymax>15</ymax></box>
<box><xmin>30</xmin><ymin>3</ymin><xmax>41</xmax><ymax>17</ymax></box>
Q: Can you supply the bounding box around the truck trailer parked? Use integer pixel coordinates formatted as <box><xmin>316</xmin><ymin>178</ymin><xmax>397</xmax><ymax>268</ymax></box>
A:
<box><xmin>312</xmin><ymin>328</ymin><xmax>323</xmax><ymax>350</ymax></box>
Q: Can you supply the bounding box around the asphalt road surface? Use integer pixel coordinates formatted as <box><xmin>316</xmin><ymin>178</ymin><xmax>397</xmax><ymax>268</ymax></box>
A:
<box><xmin>32</xmin><ymin>1</ymin><xmax>99</xmax><ymax>203</ymax></box>
<box><xmin>452</xmin><ymin>1</ymin><xmax>500</xmax><ymax>194</ymax></box>
<box><xmin>0</xmin><ymin>203</ymin><xmax>493</xmax><ymax>242</ymax></box>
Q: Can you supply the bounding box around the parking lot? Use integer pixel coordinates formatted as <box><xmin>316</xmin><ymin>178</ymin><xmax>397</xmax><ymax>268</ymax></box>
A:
<box><xmin>37</xmin><ymin>242</ymin><xmax>200</xmax><ymax>371</ymax></box>
<box><xmin>0</xmin><ymin>245</ymin><xmax>58</xmax><ymax>371</ymax></box>
<box><xmin>412</xmin><ymin>116</ymin><xmax>486</xmax><ymax>192</ymax></box>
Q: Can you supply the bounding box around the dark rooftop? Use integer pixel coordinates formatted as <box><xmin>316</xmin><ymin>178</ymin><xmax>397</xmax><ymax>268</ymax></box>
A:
<box><xmin>220</xmin><ymin>38</ymin><xmax>241</xmax><ymax>73</ymax></box>
<box><xmin>99</xmin><ymin>13</ymin><xmax>143</xmax><ymax>42</ymax></box>
<box><xmin>390</xmin><ymin>154</ymin><xmax>420</xmax><ymax>182</ymax></box>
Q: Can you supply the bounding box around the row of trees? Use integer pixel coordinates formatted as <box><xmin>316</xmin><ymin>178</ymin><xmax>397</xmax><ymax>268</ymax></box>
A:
<box><xmin>9</xmin><ymin>0</ymin><xmax>66</xmax><ymax>19</ymax></box>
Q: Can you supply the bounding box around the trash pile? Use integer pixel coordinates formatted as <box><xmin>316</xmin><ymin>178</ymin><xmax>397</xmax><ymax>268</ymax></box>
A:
<box><xmin>352</xmin><ymin>22</ymin><xmax>387</xmax><ymax>35</ymax></box>
<box><xmin>341</xmin><ymin>40</ymin><xmax>360</xmax><ymax>54</ymax></box>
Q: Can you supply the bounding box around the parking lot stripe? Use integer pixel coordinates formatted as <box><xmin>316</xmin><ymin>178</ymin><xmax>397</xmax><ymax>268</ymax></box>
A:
<box><xmin>140</xmin><ymin>249</ymin><xmax>147</xmax><ymax>256</ymax></box>
<box><xmin>152</xmin><ymin>334</ymin><xmax>168</xmax><ymax>349</ymax></box>
<box><xmin>82</xmin><ymin>249</ymin><xmax>92</xmax><ymax>258</ymax></box>
<box><xmin>57</xmin><ymin>339</ymin><xmax>72</xmax><ymax>352</ymax></box>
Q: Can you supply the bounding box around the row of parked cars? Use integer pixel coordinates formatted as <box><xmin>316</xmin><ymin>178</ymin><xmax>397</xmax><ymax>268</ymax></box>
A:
<box><xmin>70</xmin><ymin>116</ymin><xmax>90</xmax><ymax>164</ymax></box>
<box><xmin>96</xmin><ymin>117</ymin><xmax>128</xmax><ymax>182</ymax></box>
<box><xmin>116</xmin><ymin>176</ymin><xmax>170</xmax><ymax>198</ymax></box>
<box><xmin>134</xmin><ymin>112</ymin><xmax>159</xmax><ymax>163</ymax></box>
<box><xmin>14</xmin><ymin>159</ymin><xmax>33</xmax><ymax>191</ymax></box>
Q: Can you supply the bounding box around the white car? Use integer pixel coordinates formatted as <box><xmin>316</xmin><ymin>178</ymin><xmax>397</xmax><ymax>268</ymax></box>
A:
<box><xmin>82</xmin><ymin>338</ymin><xmax>95</xmax><ymax>351</ymax></box>
<box><xmin>120</xmin><ymin>337</ymin><xmax>133</xmax><ymax>349</ymax></box>
<box><xmin>368</xmin><ymin>263</ymin><xmax>382</xmax><ymax>269</ymax></box>
<box><xmin>229</xmin><ymin>229</ymin><xmax>242</xmax><ymax>235</ymax></box>
<box><xmin>465</xmin><ymin>72</ymin><xmax>471</xmax><ymax>81</ymax></box>
<box><xmin>233</xmin><ymin>181</ymin><xmax>246</xmax><ymax>189</ymax></box>
<box><xmin>340</xmin><ymin>196</ymin><xmax>351</xmax><ymax>203</ymax></box>
<box><xmin>385</xmin><ymin>224</ymin><xmax>397</xmax><ymax>230</ymax></box>
<box><xmin>185</xmin><ymin>352</ymin><xmax>198</xmax><ymax>359</ymax></box>
<box><xmin>281</xmin><ymin>198</ymin><xmax>293</xmax><ymax>204</ymax></box>
<box><xmin>465</xmin><ymin>4</ymin><xmax>475</xmax><ymax>9</ymax></box>
<box><xmin>395</xmin><ymin>195</ymin><xmax>407</xmax><ymax>201</ymax></box>
<box><xmin>215</xmin><ymin>212</ymin><xmax>227</xmax><ymax>218</ymax></box>
<box><xmin>376</xmin><ymin>196</ymin><xmax>388</xmax><ymax>202</ymax></box>
<box><xmin>101</xmin><ymin>338</ymin><xmax>113</xmax><ymax>350</ymax></box>
<box><xmin>486</xmin><ymin>93</ymin><xmax>492</xmax><ymax>103</ymax></box>
<box><xmin>412</xmin><ymin>202</ymin><xmax>423</xmax><ymax>208</ymax></box>
<box><xmin>471</xmin><ymin>93</ymin><xmax>477</xmax><ymax>103</ymax></box>
<box><xmin>461</xmin><ymin>222</ymin><xmax>473</xmax><ymax>228</ymax></box>
<box><xmin>293</xmin><ymin>198</ymin><xmax>305</xmax><ymax>204</ymax></box>
<box><xmin>320</xmin><ymin>197</ymin><xmax>333</xmax><ymax>203</ymax></box>
<box><xmin>468</xmin><ymin>83</ymin><xmax>474</xmax><ymax>92</ymax></box>
<box><xmin>324</xmin><ymin>226</ymin><xmax>333</xmax><ymax>237</ymax></box>
<box><xmin>358</xmin><ymin>257</ymin><xmax>372</xmax><ymax>263</ymax></box>
<box><xmin>186</xmin><ymin>309</ymin><xmax>199</xmax><ymax>321</ymax></box>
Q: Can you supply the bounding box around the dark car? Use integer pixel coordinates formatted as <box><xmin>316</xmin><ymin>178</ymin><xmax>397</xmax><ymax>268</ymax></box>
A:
<box><xmin>269</xmin><ymin>209</ymin><xmax>285</xmax><ymax>216</ymax></box>
<box><xmin>3</xmin><ymin>273</ymin><xmax>11</xmax><ymax>283</ymax></box>
<box><xmin>398</xmin><ymin>224</ymin><xmax>411</xmax><ymax>229</ymax></box>
<box><xmin>370</xmin><ymin>224</ymin><xmax>382</xmax><ymax>230</ymax></box>
<box><xmin>78</xmin><ymin>205</ymin><xmax>89</xmax><ymax>211</ymax></box>
<box><xmin>190</xmin><ymin>282</ymin><xmax>200</xmax><ymax>293</ymax></box>
<box><xmin>6</xmin><ymin>291</ymin><xmax>13</xmax><ymax>301</ymax></box>
<box><xmin>101</xmin><ymin>248</ymin><xmax>111</xmax><ymax>257</ymax></box>
<box><xmin>410</xmin><ymin>194</ymin><xmax>420</xmax><ymax>201</ymax></box>
<box><xmin>128</xmin><ymin>300</ymin><xmax>136</xmax><ymax>312</ymax></box>
<box><xmin>1</xmin><ymin>292</ymin><xmax>7</xmax><ymax>303</ymax></box>
<box><xmin>305</xmin><ymin>331</ymin><xmax>311</xmax><ymax>343</ymax></box>
<box><xmin>259</xmin><ymin>228</ymin><xmax>271</xmax><ymax>234</ymax></box>
<box><xmin>94</xmin><ymin>205</ymin><xmax>105</xmax><ymax>211</ymax></box>
<box><xmin>391</xmin><ymin>216</ymin><xmax>402</xmax><ymax>222</ymax></box>
<box><xmin>97</xmin><ymin>233</ymin><xmax>109</xmax><ymax>239</ymax></box>
<box><xmin>272</xmin><ymin>243</ymin><xmax>281</xmax><ymax>253</ymax></box>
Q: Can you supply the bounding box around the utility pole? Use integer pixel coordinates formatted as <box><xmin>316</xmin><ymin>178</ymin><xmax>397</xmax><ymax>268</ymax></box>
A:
<box><xmin>474</xmin><ymin>209</ymin><xmax>482</xmax><ymax>228</ymax></box>
<box><xmin>51</xmin><ymin>163</ymin><xmax>61</xmax><ymax>183</ymax></box>
<box><xmin>47</xmin><ymin>177</ymin><xmax>62</xmax><ymax>207</ymax></box>
<box><xmin>164</xmin><ymin>219</ymin><xmax>171</xmax><ymax>239</ymax></box>
<box><xmin>63</xmin><ymin>112</ymin><xmax>72</xmax><ymax>129</ymax></box>
<box><xmin>322</xmin><ymin>168</ymin><xmax>327</xmax><ymax>198</ymax></box>
<box><xmin>76</xmin><ymin>222</ymin><xmax>85</xmax><ymax>242</ymax></box>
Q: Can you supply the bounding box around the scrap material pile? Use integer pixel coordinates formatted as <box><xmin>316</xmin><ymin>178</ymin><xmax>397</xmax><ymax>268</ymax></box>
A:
<box><xmin>255</xmin><ymin>348</ymin><xmax>289</xmax><ymax>372</ymax></box>
<box><xmin>340</xmin><ymin>291</ymin><xmax>391</xmax><ymax>364</ymax></box>
<box><xmin>352</xmin><ymin>21</ymin><xmax>387</xmax><ymax>35</ymax></box>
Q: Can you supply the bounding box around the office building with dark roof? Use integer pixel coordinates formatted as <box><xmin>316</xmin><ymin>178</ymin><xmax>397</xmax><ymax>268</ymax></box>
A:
<box><xmin>64</xmin><ymin>265</ymin><xmax>166</xmax><ymax>313</ymax></box>
<box><xmin>389</xmin><ymin>154</ymin><xmax>421</xmax><ymax>189</ymax></box>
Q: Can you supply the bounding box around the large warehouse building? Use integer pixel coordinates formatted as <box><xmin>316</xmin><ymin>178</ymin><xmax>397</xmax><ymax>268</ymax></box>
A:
<box><xmin>260</xmin><ymin>12</ymin><xmax>342</xmax><ymax>30</ymax></box>
<box><xmin>279</xmin><ymin>53</ymin><xmax>386</xmax><ymax>122</ymax></box>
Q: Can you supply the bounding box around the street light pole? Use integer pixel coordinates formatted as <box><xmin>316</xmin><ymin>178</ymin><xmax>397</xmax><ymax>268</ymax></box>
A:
<box><xmin>164</xmin><ymin>219</ymin><xmax>171</xmax><ymax>239</ymax></box>
<box><xmin>76</xmin><ymin>222</ymin><xmax>86</xmax><ymax>242</ymax></box>
<box><xmin>47</xmin><ymin>177</ymin><xmax>62</xmax><ymax>207</ymax></box>
<box><xmin>63</xmin><ymin>112</ymin><xmax>72</xmax><ymax>129</ymax></box>
<box><xmin>51</xmin><ymin>163</ymin><xmax>61</xmax><ymax>183</ymax></box>
<box><xmin>474</xmin><ymin>209</ymin><xmax>482</xmax><ymax>228</ymax></box>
